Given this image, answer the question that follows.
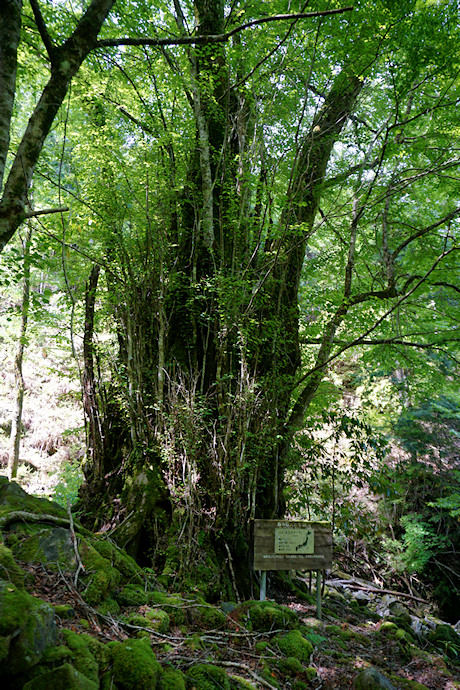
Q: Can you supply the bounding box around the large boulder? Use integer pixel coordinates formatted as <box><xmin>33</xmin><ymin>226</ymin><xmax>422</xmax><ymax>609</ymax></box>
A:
<box><xmin>0</xmin><ymin>579</ymin><xmax>57</xmax><ymax>676</ymax></box>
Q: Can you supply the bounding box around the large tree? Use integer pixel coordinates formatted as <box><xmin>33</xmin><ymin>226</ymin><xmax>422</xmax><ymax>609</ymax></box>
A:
<box><xmin>2</xmin><ymin>0</ymin><xmax>459</xmax><ymax>598</ymax></box>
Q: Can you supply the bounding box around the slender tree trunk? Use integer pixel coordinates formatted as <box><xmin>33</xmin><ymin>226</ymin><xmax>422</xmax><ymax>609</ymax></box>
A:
<box><xmin>82</xmin><ymin>264</ymin><xmax>104</xmax><ymax>485</ymax></box>
<box><xmin>8</xmin><ymin>228</ymin><xmax>32</xmax><ymax>480</ymax></box>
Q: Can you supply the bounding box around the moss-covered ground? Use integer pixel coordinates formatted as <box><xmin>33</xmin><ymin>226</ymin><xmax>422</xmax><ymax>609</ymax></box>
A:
<box><xmin>0</xmin><ymin>482</ymin><xmax>458</xmax><ymax>688</ymax></box>
<box><xmin>3</xmin><ymin>552</ymin><xmax>458</xmax><ymax>689</ymax></box>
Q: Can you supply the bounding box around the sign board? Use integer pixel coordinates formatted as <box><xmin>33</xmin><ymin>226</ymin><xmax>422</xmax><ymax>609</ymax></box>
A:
<box><xmin>253</xmin><ymin>519</ymin><xmax>332</xmax><ymax>571</ymax></box>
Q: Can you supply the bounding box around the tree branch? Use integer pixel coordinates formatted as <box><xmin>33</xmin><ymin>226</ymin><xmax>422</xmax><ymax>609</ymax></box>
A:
<box><xmin>391</xmin><ymin>206</ymin><xmax>460</xmax><ymax>261</ymax></box>
<box><xmin>24</xmin><ymin>206</ymin><xmax>69</xmax><ymax>218</ymax></box>
<box><xmin>287</xmin><ymin>246</ymin><xmax>456</xmax><ymax>432</ymax></box>
<box><xmin>29</xmin><ymin>0</ymin><xmax>55</xmax><ymax>60</ymax></box>
<box><xmin>96</xmin><ymin>8</ymin><xmax>354</xmax><ymax>49</ymax></box>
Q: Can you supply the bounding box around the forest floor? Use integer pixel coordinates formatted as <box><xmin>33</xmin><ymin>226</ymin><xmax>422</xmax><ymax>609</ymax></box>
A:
<box><xmin>17</xmin><ymin>556</ymin><xmax>460</xmax><ymax>689</ymax></box>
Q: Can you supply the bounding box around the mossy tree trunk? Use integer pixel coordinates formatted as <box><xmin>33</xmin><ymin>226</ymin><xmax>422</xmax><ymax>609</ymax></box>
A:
<box><xmin>80</xmin><ymin>1</ymin><xmax>364</xmax><ymax>597</ymax></box>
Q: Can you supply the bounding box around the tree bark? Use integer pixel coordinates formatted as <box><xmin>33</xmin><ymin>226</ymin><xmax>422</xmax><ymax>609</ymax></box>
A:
<box><xmin>0</xmin><ymin>0</ymin><xmax>115</xmax><ymax>251</ymax></box>
<box><xmin>0</xmin><ymin>0</ymin><xmax>22</xmax><ymax>193</ymax></box>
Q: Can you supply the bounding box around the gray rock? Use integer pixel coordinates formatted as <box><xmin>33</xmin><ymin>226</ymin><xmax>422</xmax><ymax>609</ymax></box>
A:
<box><xmin>353</xmin><ymin>667</ymin><xmax>396</xmax><ymax>689</ymax></box>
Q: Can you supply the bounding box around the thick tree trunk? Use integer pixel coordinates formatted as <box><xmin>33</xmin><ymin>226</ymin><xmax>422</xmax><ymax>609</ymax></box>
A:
<box><xmin>80</xmin><ymin>4</ymin><xmax>365</xmax><ymax>598</ymax></box>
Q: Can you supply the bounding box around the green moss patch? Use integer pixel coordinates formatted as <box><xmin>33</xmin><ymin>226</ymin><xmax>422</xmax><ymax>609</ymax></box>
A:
<box><xmin>186</xmin><ymin>663</ymin><xmax>231</xmax><ymax>689</ymax></box>
<box><xmin>22</xmin><ymin>663</ymin><xmax>98</xmax><ymax>690</ymax></box>
<box><xmin>0</xmin><ymin>544</ymin><xmax>25</xmax><ymax>588</ymax></box>
<box><xmin>123</xmin><ymin>607</ymin><xmax>170</xmax><ymax>634</ymax></box>
<box><xmin>150</xmin><ymin>591</ymin><xmax>187</xmax><ymax>625</ymax></box>
<box><xmin>60</xmin><ymin>629</ymin><xmax>100</xmax><ymax>686</ymax></box>
<box><xmin>159</xmin><ymin>668</ymin><xmax>186</xmax><ymax>689</ymax></box>
<box><xmin>276</xmin><ymin>655</ymin><xmax>304</xmax><ymax>676</ymax></box>
<box><xmin>188</xmin><ymin>603</ymin><xmax>227</xmax><ymax>630</ymax></box>
<box><xmin>273</xmin><ymin>630</ymin><xmax>313</xmax><ymax>663</ymax></box>
<box><xmin>80</xmin><ymin>540</ymin><xmax>123</xmax><ymax>605</ymax></box>
<box><xmin>234</xmin><ymin>600</ymin><xmax>299</xmax><ymax>633</ymax></box>
<box><xmin>0</xmin><ymin>579</ymin><xmax>57</xmax><ymax>673</ymax></box>
<box><xmin>108</xmin><ymin>637</ymin><xmax>161</xmax><ymax>689</ymax></box>
<box><xmin>116</xmin><ymin>583</ymin><xmax>149</xmax><ymax>607</ymax></box>
<box><xmin>388</xmin><ymin>675</ymin><xmax>429</xmax><ymax>689</ymax></box>
<box><xmin>92</xmin><ymin>538</ymin><xmax>144</xmax><ymax>584</ymax></box>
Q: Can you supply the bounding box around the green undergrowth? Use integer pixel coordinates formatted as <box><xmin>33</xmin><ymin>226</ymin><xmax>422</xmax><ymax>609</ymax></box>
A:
<box><xmin>0</xmin><ymin>479</ymin><xmax>458</xmax><ymax>689</ymax></box>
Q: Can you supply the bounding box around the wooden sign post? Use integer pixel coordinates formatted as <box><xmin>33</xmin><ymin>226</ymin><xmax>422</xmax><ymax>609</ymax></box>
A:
<box><xmin>253</xmin><ymin>519</ymin><xmax>332</xmax><ymax>619</ymax></box>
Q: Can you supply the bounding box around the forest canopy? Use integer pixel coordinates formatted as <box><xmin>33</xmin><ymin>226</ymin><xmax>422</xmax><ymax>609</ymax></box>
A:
<box><xmin>0</xmin><ymin>0</ymin><xmax>459</xmax><ymax>605</ymax></box>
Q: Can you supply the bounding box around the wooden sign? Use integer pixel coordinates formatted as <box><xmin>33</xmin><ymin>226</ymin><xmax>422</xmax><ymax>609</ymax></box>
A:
<box><xmin>253</xmin><ymin>519</ymin><xmax>332</xmax><ymax>571</ymax></box>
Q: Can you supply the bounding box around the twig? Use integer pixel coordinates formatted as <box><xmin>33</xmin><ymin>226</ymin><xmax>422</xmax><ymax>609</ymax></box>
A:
<box><xmin>327</xmin><ymin>579</ymin><xmax>429</xmax><ymax>604</ymax></box>
<box><xmin>213</xmin><ymin>661</ymin><xmax>279</xmax><ymax>689</ymax></box>
<box><xmin>225</xmin><ymin>541</ymin><xmax>241</xmax><ymax>604</ymax></box>
<box><xmin>67</xmin><ymin>503</ymin><xmax>85</xmax><ymax>587</ymax></box>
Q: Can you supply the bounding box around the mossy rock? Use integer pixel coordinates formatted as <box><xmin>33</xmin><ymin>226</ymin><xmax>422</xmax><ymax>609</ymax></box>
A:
<box><xmin>235</xmin><ymin>600</ymin><xmax>299</xmax><ymax>633</ymax></box>
<box><xmin>41</xmin><ymin>643</ymin><xmax>74</xmax><ymax>665</ymax></box>
<box><xmin>186</xmin><ymin>663</ymin><xmax>230</xmax><ymax>689</ymax></box>
<box><xmin>378</xmin><ymin>621</ymin><xmax>398</xmax><ymax>636</ymax></box>
<box><xmin>389</xmin><ymin>614</ymin><xmax>414</xmax><ymax>636</ymax></box>
<box><xmin>0</xmin><ymin>544</ymin><xmax>25</xmax><ymax>588</ymax></box>
<box><xmin>97</xmin><ymin>597</ymin><xmax>120</xmax><ymax>616</ymax></box>
<box><xmin>11</xmin><ymin>525</ymin><xmax>77</xmax><ymax>572</ymax></box>
<box><xmin>159</xmin><ymin>668</ymin><xmax>186</xmax><ymax>689</ymax></box>
<box><xmin>80</xmin><ymin>539</ymin><xmax>123</xmax><ymax>606</ymax></box>
<box><xmin>60</xmin><ymin>629</ymin><xmax>100</xmax><ymax>685</ymax></box>
<box><xmin>188</xmin><ymin>603</ymin><xmax>227</xmax><ymax>630</ymax></box>
<box><xmin>0</xmin><ymin>478</ymin><xmax>67</xmax><ymax>522</ymax></box>
<box><xmin>52</xmin><ymin>603</ymin><xmax>76</xmax><ymax>619</ymax></box>
<box><xmin>108</xmin><ymin>636</ymin><xmax>162</xmax><ymax>689</ymax></box>
<box><xmin>92</xmin><ymin>538</ymin><xmax>144</xmax><ymax>584</ymax></box>
<box><xmin>116</xmin><ymin>583</ymin><xmax>150</xmax><ymax>607</ymax></box>
<box><xmin>0</xmin><ymin>579</ymin><xmax>57</xmax><ymax>674</ymax></box>
<box><xmin>428</xmin><ymin>623</ymin><xmax>460</xmax><ymax>659</ymax></box>
<box><xmin>150</xmin><ymin>591</ymin><xmax>187</xmax><ymax>625</ymax></box>
<box><xmin>353</xmin><ymin>667</ymin><xmax>396</xmax><ymax>689</ymax></box>
<box><xmin>22</xmin><ymin>663</ymin><xmax>98</xmax><ymax>690</ymax></box>
<box><xmin>123</xmin><ymin>607</ymin><xmax>170</xmax><ymax>634</ymax></box>
<box><xmin>143</xmin><ymin>607</ymin><xmax>170</xmax><ymax>632</ymax></box>
<box><xmin>276</xmin><ymin>655</ymin><xmax>303</xmax><ymax>676</ymax></box>
<box><xmin>273</xmin><ymin>629</ymin><xmax>313</xmax><ymax>663</ymax></box>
